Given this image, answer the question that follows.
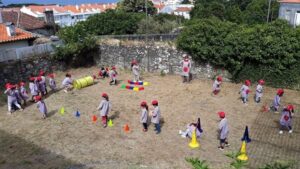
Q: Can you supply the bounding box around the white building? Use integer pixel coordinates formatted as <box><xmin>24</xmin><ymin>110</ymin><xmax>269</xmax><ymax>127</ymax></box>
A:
<box><xmin>20</xmin><ymin>4</ymin><xmax>117</xmax><ymax>27</ymax></box>
<box><xmin>159</xmin><ymin>4</ymin><xmax>193</xmax><ymax>19</ymax></box>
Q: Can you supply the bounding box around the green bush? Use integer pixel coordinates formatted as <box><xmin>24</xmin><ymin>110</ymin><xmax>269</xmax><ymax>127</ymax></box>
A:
<box><xmin>259</xmin><ymin>161</ymin><xmax>295</xmax><ymax>169</ymax></box>
<box><xmin>177</xmin><ymin>18</ymin><xmax>300</xmax><ymax>89</ymax></box>
<box><xmin>185</xmin><ymin>158</ymin><xmax>210</xmax><ymax>169</ymax></box>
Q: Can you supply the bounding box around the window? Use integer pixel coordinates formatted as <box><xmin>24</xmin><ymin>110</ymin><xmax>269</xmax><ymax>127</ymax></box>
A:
<box><xmin>285</xmin><ymin>10</ymin><xmax>291</xmax><ymax>21</ymax></box>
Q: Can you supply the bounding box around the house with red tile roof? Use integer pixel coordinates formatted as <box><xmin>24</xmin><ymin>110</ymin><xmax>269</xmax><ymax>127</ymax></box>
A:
<box><xmin>0</xmin><ymin>22</ymin><xmax>37</xmax><ymax>50</ymax></box>
<box><xmin>174</xmin><ymin>7</ymin><xmax>192</xmax><ymax>19</ymax></box>
<box><xmin>1</xmin><ymin>10</ymin><xmax>54</xmax><ymax>36</ymax></box>
<box><xmin>20</xmin><ymin>3</ymin><xmax>117</xmax><ymax>27</ymax></box>
<box><xmin>279</xmin><ymin>0</ymin><xmax>300</xmax><ymax>27</ymax></box>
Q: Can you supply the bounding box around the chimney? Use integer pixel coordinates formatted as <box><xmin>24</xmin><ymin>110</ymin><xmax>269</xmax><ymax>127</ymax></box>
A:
<box><xmin>5</xmin><ymin>22</ymin><xmax>16</xmax><ymax>36</ymax></box>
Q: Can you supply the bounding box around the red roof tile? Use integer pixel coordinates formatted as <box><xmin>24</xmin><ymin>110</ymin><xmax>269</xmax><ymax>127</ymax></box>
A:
<box><xmin>0</xmin><ymin>23</ymin><xmax>36</xmax><ymax>43</ymax></box>
<box><xmin>154</xmin><ymin>4</ymin><xmax>165</xmax><ymax>10</ymax></box>
<box><xmin>1</xmin><ymin>10</ymin><xmax>46</xmax><ymax>30</ymax></box>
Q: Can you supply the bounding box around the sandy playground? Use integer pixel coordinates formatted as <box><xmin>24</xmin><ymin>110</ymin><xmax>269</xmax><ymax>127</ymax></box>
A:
<box><xmin>0</xmin><ymin>67</ymin><xmax>299</xmax><ymax>169</ymax></box>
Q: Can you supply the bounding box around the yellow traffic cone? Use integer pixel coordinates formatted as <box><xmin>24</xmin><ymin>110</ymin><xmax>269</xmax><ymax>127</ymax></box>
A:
<box><xmin>60</xmin><ymin>107</ymin><xmax>65</xmax><ymax>115</ymax></box>
<box><xmin>237</xmin><ymin>141</ymin><xmax>248</xmax><ymax>161</ymax></box>
<box><xmin>189</xmin><ymin>130</ymin><xmax>200</xmax><ymax>148</ymax></box>
<box><xmin>108</xmin><ymin>119</ymin><xmax>113</xmax><ymax>127</ymax></box>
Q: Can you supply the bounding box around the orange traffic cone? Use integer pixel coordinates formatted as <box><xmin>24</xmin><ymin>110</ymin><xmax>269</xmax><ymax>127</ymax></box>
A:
<box><xmin>92</xmin><ymin>115</ymin><xmax>97</xmax><ymax>123</ymax></box>
<box><xmin>123</xmin><ymin>124</ymin><xmax>130</xmax><ymax>133</ymax></box>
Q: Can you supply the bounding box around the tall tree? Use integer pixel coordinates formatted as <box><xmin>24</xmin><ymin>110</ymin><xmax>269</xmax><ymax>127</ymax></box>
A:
<box><xmin>117</xmin><ymin>0</ymin><xmax>157</xmax><ymax>15</ymax></box>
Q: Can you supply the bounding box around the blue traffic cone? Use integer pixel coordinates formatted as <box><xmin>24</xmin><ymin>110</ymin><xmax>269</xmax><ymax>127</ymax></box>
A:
<box><xmin>241</xmin><ymin>126</ymin><xmax>251</xmax><ymax>143</ymax></box>
<box><xmin>196</xmin><ymin>117</ymin><xmax>203</xmax><ymax>133</ymax></box>
<box><xmin>75</xmin><ymin>110</ymin><xmax>80</xmax><ymax>117</ymax></box>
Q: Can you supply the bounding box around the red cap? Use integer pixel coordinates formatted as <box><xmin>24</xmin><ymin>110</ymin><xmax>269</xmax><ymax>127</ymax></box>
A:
<box><xmin>39</xmin><ymin>70</ymin><xmax>45</xmax><ymax>76</ymax></box>
<box><xmin>29</xmin><ymin>77</ymin><xmax>35</xmax><ymax>81</ymax></box>
<box><xmin>258</xmin><ymin>79</ymin><xmax>265</xmax><ymax>85</ymax></box>
<box><xmin>245</xmin><ymin>80</ymin><xmax>251</xmax><ymax>86</ymax></box>
<box><xmin>277</xmin><ymin>88</ymin><xmax>284</xmax><ymax>95</ymax></box>
<box><xmin>140</xmin><ymin>101</ymin><xmax>147</xmax><ymax>107</ymax></box>
<box><xmin>217</xmin><ymin>76</ymin><xmax>222</xmax><ymax>82</ymax></box>
<box><xmin>5</xmin><ymin>84</ymin><xmax>14</xmax><ymax>90</ymax></box>
<box><xmin>5</xmin><ymin>83</ymin><xmax>11</xmax><ymax>89</ymax></box>
<box><xmin>102</xmin><ymin>92</ymin><xmax>108</xmax><ymax>98</ymax></box>
<box><xmin>37</xmin><ymin>76</ymin><xmax>42</xmax><ymax>81</ymax></box>
<box><xmin>152</xmin><ymin>100</ymin><xmax>158</xmax><ymax>105</ymax></box>
<box><xmin>34</xmin><ymin>95</ymin><xmax>42</xmax><ymax>101</ymax></box>
<box><xmin>131</xmin><ymin>60</ymin><xmax>137</xmax><ymax>65</ymax></box>
<box><xmin>112</xmin><ymin>66</ymin><xmax>116</xmax><ymax>70</ymax></box>
<box><xmin>19</xmin><ymin>82</ymin><xmax>25</xmax><ymax>86</ymax></box>
<box><xmin>218</xmin><ymin>111</ymin><xmax>225</xmax><ymax>118</ymax></box>
<box><xmin>287</xmin><ymin>104</ymin><xmax>294</xmax><ymax>111</ymax></box>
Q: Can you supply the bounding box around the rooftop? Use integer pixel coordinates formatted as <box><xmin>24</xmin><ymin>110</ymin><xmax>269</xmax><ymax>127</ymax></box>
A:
<box><xmin>279</xmin><ymin>0</ymin><xmax>300</xmax><ymax>3</ymax></box>
<box><xmin>0</xmin><ymin>23</ymin><xmax>36</xmax><ymax>43</ymax></box>
<box><xmin>174</xmin><ymin>7</ymin><xmax>192</xmax><ymax>12</ymax></box>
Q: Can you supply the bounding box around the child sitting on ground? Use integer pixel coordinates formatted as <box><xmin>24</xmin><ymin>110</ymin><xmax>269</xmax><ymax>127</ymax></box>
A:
<box><xmin>109</xmin><ymin>66</ymin><xmax>118</xmax><ymax>85</ymax></box>
<box><xmin>62</xmin><ymin>73</ymin><xmax>73</xmax><ymax>93</ymax></box>
<box><xmin>98</xmin><ymin>67</ymin><xmax>109</xmax><ymax>79</ymax></box>
<box><xmin>4</xmin><ymin>83</ymin><xmax>23</xmax><ymax>114</ymax></box>
<box><xmin>34</xmin><ymin>95</ymin><xmax>47</xmax><ymax>119</ymax></box>
<box><xmin>279</xmin><ymin>105</ymin><xmax>294</xmax><ymax>134</ymax></box>
<box><xmin>212</xmin><ymin>76</ymin><xmax>222</xmax><ymax>95</ymax></box>
<box><xmin>218</xmin><ymin>111</ymin><xmax>229</xmax><ymax>150</ymax></box>
<box><xmin>140</xmin><ymin>101</ymin><xmax>149</xmax><ymax>132</ymax></box>
<box><xmin>179</xmin><ymin>123</ymin><xmax>202</xmax><ymax>138</ymax></box>
<box><xmin>97</xmin><ymin>93</ymin><xmax>111</xmax><ymax>128</ymax></box>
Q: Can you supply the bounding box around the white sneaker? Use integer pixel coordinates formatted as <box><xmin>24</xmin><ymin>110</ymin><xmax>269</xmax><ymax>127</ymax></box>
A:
<box><xmin>64</xmin><ymin>89</ymin><xmax>68</xmax><ymax>93</ymax></box>
<box><xmin>179</xmin><ymin>130</ymin><xmax>182</xmax><ymax>135</ymax></box>
<box><xmin>274</xmin><ymin>111</ymin><xmax>279</xmax><ymax>114</ymax></box>
<box><xmin>181</xmin><ymin>134</ymin><xmax>187</xmax><ymax>138</ymax></box>
<box><xmin>279</xmin><ymin>130</ymin><xmax>283</xmax><ymax>134</ymax></box>
<box><xmin>289</xmin><ymin>130</ymin><xmax>293</xmax><ymax>134</ymax></box>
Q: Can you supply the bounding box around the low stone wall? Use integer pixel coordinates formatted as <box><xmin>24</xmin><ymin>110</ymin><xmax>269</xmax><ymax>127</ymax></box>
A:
<box><xmin>0</xmin><ymin>55</ymin><xmax>66</xmax><ymax>87</ymax></box>
<box><xmin>96</xmin><ymin>40</ymin><xmax>231</xmax><ymax>80</ymax></box>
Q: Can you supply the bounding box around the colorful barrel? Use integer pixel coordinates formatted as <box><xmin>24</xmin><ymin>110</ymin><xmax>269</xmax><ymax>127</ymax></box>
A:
<box><xmin>74</xmin><ymin>76</ymin><xmax>94</xmax><ymax>89</ymax></box>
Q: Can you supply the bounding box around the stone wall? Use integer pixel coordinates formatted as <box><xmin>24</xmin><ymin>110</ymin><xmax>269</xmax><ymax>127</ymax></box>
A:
<box><xmin>0</xmin><ymin>55</ymin><xmax>66</xmax><ymax>87</ymax></box>
<box><xmin>96</xmin><ymin>39</ymin><xmax>231</xmax><ymax>80</ymax></box>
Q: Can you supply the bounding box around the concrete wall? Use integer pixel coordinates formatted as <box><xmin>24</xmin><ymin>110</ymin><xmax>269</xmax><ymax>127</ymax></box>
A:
<box><xmin>0</xmin><ymin>40</ymin><xmax>29</xmax><ymax>51</ymax></box>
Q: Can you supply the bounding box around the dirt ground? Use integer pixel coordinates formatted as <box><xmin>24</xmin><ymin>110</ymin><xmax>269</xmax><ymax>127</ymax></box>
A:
<box><xmin>0</xmin><ymin>67</ymin><xmax>299</xmax><ymax>169</ymax></box>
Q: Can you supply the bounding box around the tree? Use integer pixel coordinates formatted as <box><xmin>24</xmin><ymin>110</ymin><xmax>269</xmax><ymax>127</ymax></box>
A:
<box><xmin>117</xmin><ymin>0</ymin><xmax>157</xmax><ymax>15</ymax></box>
<box><xmin>190</xmin><ymin>1</ymin><xmax>226</xmax><ymax>20</ymax></box>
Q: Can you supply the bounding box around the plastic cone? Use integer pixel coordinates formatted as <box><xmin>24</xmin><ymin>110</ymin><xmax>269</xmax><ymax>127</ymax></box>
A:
<box><xmin>241</xmin><ymin>126</ymin><xmax>251</xmax><ymax>143</ymax></box>
<box><xmin>189</xmin><ymin>130</ymin><xmax>200</xmax><ymax>148</ymax></box>
<box><xmin>237</xmin><ymin>141</ymin><xmax>248</xmax><ymax>161</ymax></box>
<box><xmin>75</xmin><ymin>111</ymin><xmax>80</xmax><ymax>117</ymax></box>
<box><xmin>124</xmin><ymin>124</ymin><xmax>130</xmax><ymax>132</ymax></box>
<box><xmin>92</xmin><ymin>115</ymin><xmax>97</xmax><ymax>123</ymax></box>
<box><xmin>144</xmin><ymin>82</ymin><xmax>149</xmax><ymax>86</ymax></box>
<box><xmin>108</xmin><ymin>119</ymin><xmax>113</xmax><ymax>127</ymax></box>
<box><xmin>133</xmin><ymin>87</ymin><xmax>139</xmax><ymax>91</ymax></box>
<box><xmin>60</xmin><ymin>107</ymin><xmax>65</xmax><ymax>115</ymax></box>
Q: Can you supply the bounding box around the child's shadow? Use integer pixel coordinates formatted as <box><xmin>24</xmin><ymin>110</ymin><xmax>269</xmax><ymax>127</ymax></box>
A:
<box><xmin>110</xmin><ymin>111</ymin><xmax>120</xmax><ymax>120</ymax></box>
<box><xmin>47</xmin><ymin>109</ymin><xmax>57</xmax><ymax>118</ymax></box>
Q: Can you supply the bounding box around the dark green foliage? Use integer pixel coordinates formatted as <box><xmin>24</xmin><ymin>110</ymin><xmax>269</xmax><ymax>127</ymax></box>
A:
<box><xmin>185</xmin><ymin>158</ymin><xmax>210</xmax><ymax>169</ymax></box>
<box><xmin>117</xmin><ymin>0</ymin><xmax>157</xmax><ymax>15</ymax></box>
<box><xmin>225</xmin><ymin>152</ymin><xmax>247</xmax><ymax>169</ymax></box>
<box><xmin>259</xmin><ymin>161</ymin><xmax>295</xmax><ymax>169</ymax></box>
<box><xmin>177</xmin><ymin>18</ymin><xmax>300</xmax><ymax>88</ymax></box>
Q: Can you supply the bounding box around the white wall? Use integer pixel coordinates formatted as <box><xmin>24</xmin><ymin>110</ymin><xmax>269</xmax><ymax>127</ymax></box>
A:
<box><xmin>0</xmin><ymin>40</ymin><xmax>29</xmax><ymax>51</ymax></box>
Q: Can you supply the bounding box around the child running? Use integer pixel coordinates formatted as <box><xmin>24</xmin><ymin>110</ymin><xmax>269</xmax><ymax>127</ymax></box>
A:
<box><xmin>255</xmin><ymin>79</ymin><xmax>265</xmax><ymax>103</ymax></box>
<box><xmin>34</xmin><ymin>95</ymin><xmax>47</xmax><ymax>119</ymax></box>
<box><xmin>239</xmin><ymin>80</ymin><xmax>251</xmax><ymax>105</ymax></box>
<box><xmin>140</xmin><ymin>101</ymin><xmax>148</xmax><ymax>132</ymax></box>
<box><xmin>279</xmin><ymin>105</ymin><xmax>294</xmax><ymax>134</ymax></box>
<box><xmin>131</xmin><ymin>60</ymin><xmax>140</xmax><ymax>82</ymax></box>
<box><xmin>4</xmin><ymin>83</ymin><xmax>23</xmax><ymax>114</ymax></box>
<box><xmin>218</xmin><ymin>111</ymin><xmax>229</xmax><ymax>150</ymax></box>
<box><xmin>212</xmin><ymin>76</ymin><xmax>222</xmax><ymax>95</ymax></box>
<box><xmin>97</xmin><ymin>93</ymin><xmax>111</xmax><ymax>128</ymax></box>
<box><xmin>151</xmin><ymin>100</ymin><xmax>161</xmax><ymax>134</ymax></box>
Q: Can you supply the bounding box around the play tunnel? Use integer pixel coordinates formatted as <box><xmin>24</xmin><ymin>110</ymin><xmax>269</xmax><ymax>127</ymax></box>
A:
<box><xmin>73</xmin><ymin>76</ymin><xmax>94</xmax><ymax>89</ymax></box>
